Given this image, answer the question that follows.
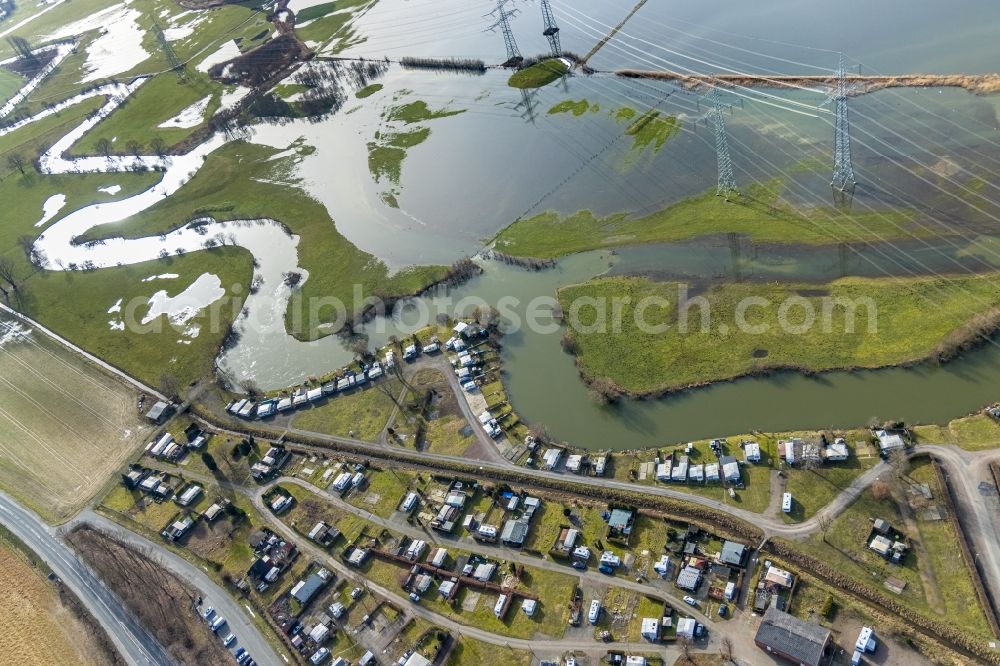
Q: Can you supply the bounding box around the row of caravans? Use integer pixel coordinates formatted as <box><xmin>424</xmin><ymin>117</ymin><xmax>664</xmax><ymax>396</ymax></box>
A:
<box><xmin>226</xmin><ymin>353</ymin><xmax>397</xmax><ymax>421</ymax></box>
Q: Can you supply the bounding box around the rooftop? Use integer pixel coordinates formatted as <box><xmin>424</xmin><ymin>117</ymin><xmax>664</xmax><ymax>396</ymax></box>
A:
<box><xmin>755</xmin><ymin>608</ymin><xmax>831</xmax><ymax>666</ymax></box>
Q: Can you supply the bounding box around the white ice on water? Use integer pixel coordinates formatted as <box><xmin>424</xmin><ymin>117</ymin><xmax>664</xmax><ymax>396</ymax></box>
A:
<box><xmin>142</xmin><ymin>273</ymin><xmax>225</xmax><ymax>325</ymax></box>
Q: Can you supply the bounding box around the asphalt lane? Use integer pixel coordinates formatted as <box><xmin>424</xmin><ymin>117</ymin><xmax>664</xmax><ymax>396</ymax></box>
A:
<box><xmin>75</xmin><ymin>510</ymin><xmax>286</xmax><ymax>666</ymax></box>
<box><xmin>0</xmin><ymin>491</ymin><xmax>171</xmax><ymax>666</ymax></box>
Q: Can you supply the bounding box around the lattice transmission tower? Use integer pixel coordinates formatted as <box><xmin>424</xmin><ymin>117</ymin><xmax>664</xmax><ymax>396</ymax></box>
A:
<box><xmin>710</xmin><ymin>86</ymin><xmax>739</xmax><ymax>199</ymax></box>
<box><xmin>153</xmin><ymin>23</ymin><xmax>185</xmax><ymax>78</ymax></box>
<box><xmin>540</xmin><ymin>0</ymin><xmax>561</xmax><ymax>57</ymax></box>
<box><xmin>485</xmin><ymin>0</ymin><xmax>522</xmax><ymax>67</ymax></box>
<box><xmin>831</xmin><ymin>52</ymin><xmax>856</xmax><ymax>192</ymax></box>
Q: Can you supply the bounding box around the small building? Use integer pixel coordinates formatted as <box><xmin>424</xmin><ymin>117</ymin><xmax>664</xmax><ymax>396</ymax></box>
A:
<box><xmin>782</xmin><ymin>492</ymin><xmax>792</xmax><ymax>513</ymax></box>
<box><xmin>763</xmin><ymin>566</ymin><xmax>794</xmax><ymax>589</ymax></box>
<box><xmin>401</xmin><ymin>492</ymin><xmax>418</xmax><ymax>513</ymax></box>
<box><xmin>705</xmin><ymin>463</ymin><xmax>720</xmax><ymax>482</ymax></box>
<box><xmin>720</xmin><ymin>455</ymin><xmax>741</xmax><ymax>483</ymax></box>
<box><xmin>554</xmin><ymin>527</ymin><xmax>579</xmax><ymax>553</ymax></box>
<box><xmin>653</xmin><ymin>555</ymin><xmax>670</xmax><ymax>577</ymax></box>
<box><xmin>203</xmin><ymin>502</ymin><xmax>224</xmax><ymax>522</ymax></box>
<box><xmin>593</xmin><ymin>456</ymin><xmax>607</xmax><ymax>476</ymax></box>
<box><xmin>291</xmin><ymin>573</ymin><xmax>326</xmax><ymax>605</ymax></box>
<box><xmin>655</xmin><ymin>462</ymin><xmax>672</xmax><ymax>482</ymax></box>
<box><xmin>308</xmin><ymin>623</ymin><xmax>330</xmax><ymax>643</ymax></box>
<box><xmin>347</xmin><ymin>548</ymin><xmax>369</xmax><ymax>567</ymax></box>
<box><xmin>162</xmin><ymin>515</ymin><xmax>193</xmax><ymax>541</ymax></box>
<box><xmin>501</xmin><ymin>519</ymin><xmax>529</xmax><ymax>547</ymax></box>
<box><xmin>873</xmin><ymin>518</ymin><xmax>892</xmax><ymax>535</ymax></box>
<box><xmin>754</xmin><ymin>607</ymin><xmax>832</xmax><ymax>666</ymax></box>
<box><xmin>308</xmin><ymin>521</ymin><xmax>338</xmax><ymax>545</ymax></box>
<box><xmin>522</xmin><ymin>598</ymin><xmax>537</xmax><ymax>617</ymax></box>
<box><xmin>624</xmin><ymin>657</ymin><xmax>646</xmax><ymax>666</ymax></box>
<box><xmin>493</xmin><ymin>594</ymin><xmax>509</xmax><ymax>619</ymax></box>
<box><xmin>676</xmin><ymin>565</ymin><xmax>702</xmax><ymax>591</ymax></box>
<box><xmin>719</xmin><ymin>541</ymin><xmax>747</xmax><ymax>567</ymax></box>
<box><xmin>676</xmin><ymin>617</ymin><xmax>696</xmax><ymax>640</ymax></box>
<box><xmin>565</xmin><ymin>454</ymin><xmax>584</xmax><ymax>473</ymax></box>
<box><xmin>607</xmin><ymin>508</ymin><xmax>635</xmax><ymax>541</ymax></box>
<box><xmin>541</xmin><ymin>448</ymin><xmax>562</xmax><ymax>470</ymax></box>
<box><xmin>439</xmin><ymin>580</ymin><xmax>457</xmax><ymax>598</ymax></box>
<box><xmin>641</xmin><ymin>617</ymin><xmax>660</xmax><ymax>641</ymax></box>
<box><xmin>473</xmin><ymin>562</ymin><xmax>496</xmax><ymax>582</ymax></box>
<box><xmin>689</xmin><ymin>463</ymin><xmax>704</xmax><ymax>482</ymax></box>
<box><xmin>600</xmin><ymin>551</ymin><xmax>621</xmax><ymax>568</ymax></box>
<box><xmin>145</xmin><ymin>401</ymin><xmax>173</xmax><ymax>424</ymax></box>
<box><xmin>744</xmin><ymin>441</ymin><xmax>761</xmax><ymax>463</ymax></box>
<box><xmin>429</xmin><ymin>547</ymin><xmax>448</xmax><ymax>568</ymax></box>
<box><xmin>572</xmin><ymin>546</ymin><xmax>591</xmax><ymax>562</ymax></box>
<box><xmin>825</xmin><ymin>438</ymin><xmax>850</xmax><ymax>462</ymax></box>
<box><xmin>176</xmin><ymin>484</ymin><xmax>202</xmax><ymax>507</ymax></box>
<box><xmin>869</xmin><ymin>535</ymin><xmax>893</xmax><ymax>557</ymax></box>
<box><xmin>875</xmin><ymin>429</ymin><xmax>907</xmax><ymax>455</ymax></box>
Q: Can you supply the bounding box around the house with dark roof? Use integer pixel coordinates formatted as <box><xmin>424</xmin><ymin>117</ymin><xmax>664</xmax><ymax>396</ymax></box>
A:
<box><xmin>754</xmin><ymin>607</ymin><xmax>832</xmax><ymax>666</ymax></box>
<box><xmin>719</xmin><ymin>540</ymin><xmax>747</xmax><ymax>568</ymax></box>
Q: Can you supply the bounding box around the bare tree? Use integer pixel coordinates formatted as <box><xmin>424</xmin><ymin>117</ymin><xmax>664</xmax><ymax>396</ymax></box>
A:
<box><xmin>238</xmin><ymin>378</ymin><xmax>260</xmax><ymax>398</ymax></box>
<box><xmin>151</xmin><ymin>137</ymin><xmax>167</xmax><ymax>158</ymax></box>
<box><xmin>158</xmin><ymin>372</ymin><xmax>180</xmax><ymax>400</ymax></box>
<box><xmin>6</xmin><ymin>153</ymin><xmax>25</xmax><ymax>175</ymax></box>
<box><xmin>95</xmin><ymin>137</ymin><xmax>113</xmax><ymax>158</ymax></box>
<box><xmin>721</xmin><ymin>636</ymin><xmax>735</xmax><ymax>664</ymax></box>
<box><xmin>126</xmin><ymin>140</ymin><xmax>142</xmax><ymax>158</ymax></box>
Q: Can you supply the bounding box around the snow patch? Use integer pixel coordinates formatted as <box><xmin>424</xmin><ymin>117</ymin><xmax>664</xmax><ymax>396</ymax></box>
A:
<box><xmin>157</xmin><ymin>96</ymin><xmax>211</xmax><ymax>129</ymax></box>
<box><xmin>98</xmin><ymin>184</ymin><xmax>122</xmax><ymax>195</ymax></box>
<box><xmin>108</xmin><ymin>320</ymin><xmax>125</xmax><ymax>331</ymax></box>
<box><xmin>48</xmin><ymin>4</ymin><xmax>151</xmax><ymax>83</ymax></box>
<box><xmin>142</xmin><ymin>273</ymin><xmax>225</xmax><ymax>325</ymax></box>
<box><xmin>0</xmin><ymin>320</ymin><xmax>31</xmax><ymax>348</ymax></box>
<box><xmin>142</xmin><ymin>273</ymin><xmax>180</xmax><ymax>282</ymax></box>
<box><xmin>107</xmin><ymin>298</ymin><xmax>123</xmax><ymax>314</ymax></box>
<box><xmin>34</xmin><ymin>193</ymin><xmax>66</xmax><ymax>227</ymax></box>
<box><xmin>197</xmin><ymin>40</ymin><xmax>241</xmax><ymax>74</ymax></box>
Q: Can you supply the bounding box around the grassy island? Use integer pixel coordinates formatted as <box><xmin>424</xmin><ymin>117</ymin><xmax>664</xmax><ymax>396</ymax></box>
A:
<box><xmin>557</xmin><ymin>274</ymin><xmax>1000</xmax><ymax>395</ymax></box>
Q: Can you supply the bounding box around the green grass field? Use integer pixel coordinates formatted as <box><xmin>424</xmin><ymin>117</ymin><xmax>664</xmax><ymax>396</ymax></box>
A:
<box><xmin>73</xmin><ymin>72</ymin><xmax>222</xmax><ymax>156</ymax></box>
<box><xmin>292</xmin><ymin>383</ymin><xmax>400</xmax><ymax>440</ymax></box>
<box><xmin>493</xmin><ymin>183</ymin><xmax>922</xmax><ymax>259</ymax></box>
<box><xmin>508</xmin><ymin>59</ymin><xmax>567</xmax><ymax>89</ymax></box>
<box><xmin>0</xmin><ymin>67</ymin><xmax>23</xmax><ymax>104</ymax></box>
<box><xmin>556</xmin><ymin>273</ymin><xmax>1000</xmax><ymax>394</ymax></box>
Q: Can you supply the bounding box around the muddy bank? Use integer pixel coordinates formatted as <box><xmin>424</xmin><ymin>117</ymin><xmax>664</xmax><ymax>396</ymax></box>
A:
<box><xmin>615</xmin><ymin>69</ymin><xmax>1000</xmax><ymax>95</ymax></box>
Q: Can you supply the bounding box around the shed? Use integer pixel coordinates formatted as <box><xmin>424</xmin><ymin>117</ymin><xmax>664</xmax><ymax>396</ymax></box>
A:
<box><xmin>145</xmin><ymin>401</ymin><xmax>172</xmax><ymax>424</ymax></box>
<box><xmin>719</xmin><ymin>540</ymin><xmax>747</xmax><ymax>567</ymax></box>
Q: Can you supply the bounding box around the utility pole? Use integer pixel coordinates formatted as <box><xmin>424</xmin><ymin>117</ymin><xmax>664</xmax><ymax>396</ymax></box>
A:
<box><xmin>710</xmin><ymin>86</ymin><xmax>739</xmax><ymax>200</ymax></box>
<box><xmin>540</xmin><ymin>0</ymin><xmax>561</xmax><ymax>58</ymax></box>
<box><xmin>485</xmin><ymin>0</ymin><xmax>522</xmax><ymax>67</ymax></box>
<box><xmin>515</xmin><ymin>88</ymin><xmax>538</xmax><ymax>125</ymax></box>
<box><xmin>831</xmin><ymin>52</ymin><xmax>856</xmax><ymax>193</ymax></box>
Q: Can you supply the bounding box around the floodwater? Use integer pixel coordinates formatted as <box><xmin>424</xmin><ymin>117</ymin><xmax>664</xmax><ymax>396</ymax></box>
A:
<box><xmin>12</xmin><ymin>0</ymin><xmax>1000</xmax><ymax>446</ymax></box>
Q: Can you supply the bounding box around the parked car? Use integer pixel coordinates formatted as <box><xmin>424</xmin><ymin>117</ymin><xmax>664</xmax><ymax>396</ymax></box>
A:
<box><xmin>202</xmin><ymin>606</ymin><xmax>215</xmax><ymax>620</ymax></box>
<box><xmin>210</xmin><ymin>616</ymin><xmax>227</xmax><ymax>632</ymax></box>
<box><xmin>409</xmin><ymin>592</ymin><xmax>421</xmax><ymax>603</ymax></box>
<box><xmin>718</xmin><ymin>604</ymin><xmax>728</xmax><ymax>618</ymax></box>
<box><xmin>351</xmin><ymin>587</ymin><xmax>363</xmax><ymax>600</ymax></box>
<box><xmin>235</xmin><ymin>648</ymin><xmax>246</xmax><ymax>661</ymax></box>
<box><xmin>571</xmin><ymin>560</ymin><xmax>586</xmax><ymax>570</ymax></box>
<box><xmin>695</xmin><ymin>623</ymin><xmax>706</xmax><ymax>638</ymax></box>
<box><xmin>683</xmin><ymin>596</ymin><xmax>697</xmax><ymax>606</ymax></box>
<box><xmin>222</xmin><ymin>633</ymin><xmax>236</xmax><ymax>647</ymax></box>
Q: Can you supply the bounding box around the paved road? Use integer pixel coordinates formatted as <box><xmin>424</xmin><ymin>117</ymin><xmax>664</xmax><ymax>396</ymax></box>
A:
<box><xmin>0</xmin><ymin>491</ymin><xmax>172</xmax><ymax>666</ymax></box>
<box><xmin>73</xmin><ymin>510</ymin><xmax>287</xmax><ymax>666</ymax></box>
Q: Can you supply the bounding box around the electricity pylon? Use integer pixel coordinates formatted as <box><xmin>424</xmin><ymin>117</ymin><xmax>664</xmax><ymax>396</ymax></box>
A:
<box><xmin>540</xmin><ymin>0</ymin><xmax>561</xmax><ymax>58</ymax></box>
<box><xmin>153</xmin><ymin>23</ymin><xmax>185</xmax><ymax>79</ymax></box>
<box><xmin>485</xmin><ymin>0</ymin><xmax>522</xmax><ymax>67</ymax></box>
<box><xmin>710</xmin><ymin>86</ymin><xmax>739</xmax><ymax>199</ymax></box>
<box><xmin>831</xmin><ymin>52</ymin><xmax>856</xmax><ymax>192</ymax></box>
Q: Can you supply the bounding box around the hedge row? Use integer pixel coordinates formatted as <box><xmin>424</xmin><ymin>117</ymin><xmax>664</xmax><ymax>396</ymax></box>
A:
<box><xmin>932</xmin><ymin>461</ymin><xmax>1000</xmax><ymax>638</ymax></box>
